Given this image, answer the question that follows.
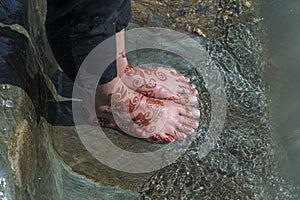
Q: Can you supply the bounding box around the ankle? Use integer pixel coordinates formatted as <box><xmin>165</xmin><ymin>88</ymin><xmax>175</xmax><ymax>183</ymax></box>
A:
<box><xmin>116</xmin><ymin>51</ymin><xmax>128</xmax><ymax>77</ymax></box>
<box><xmin>115</xmin><ymin>29</ymin><xmax>128</xmax><ymax>77</ymax></box>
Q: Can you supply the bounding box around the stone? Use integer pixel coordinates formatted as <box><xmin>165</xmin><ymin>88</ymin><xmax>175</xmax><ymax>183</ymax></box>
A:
<box><xmin>0</xmin><ymin>0</ymin><xmax>299</xmax><ymax>199</ymax></box>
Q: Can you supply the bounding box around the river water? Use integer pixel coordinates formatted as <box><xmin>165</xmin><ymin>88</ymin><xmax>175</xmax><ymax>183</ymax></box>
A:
<box><xmin>261</xmin><ymin>0</ymin><xmax>300</xmax><ymax>188</ymax></box>
<box><xmin>1</xmin><ymin>0</ymin><xmax>300</xmax><ymax>199</ymax></box>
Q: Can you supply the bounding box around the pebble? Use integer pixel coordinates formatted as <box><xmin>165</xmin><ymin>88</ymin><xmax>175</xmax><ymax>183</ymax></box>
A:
<box><xmin>1</xmin><ymin>100</ymin><xmax>14</xmax><ymax>108</ymax></box>
<box><xmin>177</xmin><ymin>9</ymin><xmax>186</xmax><ymax>17</ymax></box>
<box><xmin>245</xmin><ymin>1</ymin><xmax>251</xmax><ymax>8</ymax></box>
<box><xmin>197</xmin><ymin>5</ymin><xmax>207</xmax><ymax>14</ymax></box>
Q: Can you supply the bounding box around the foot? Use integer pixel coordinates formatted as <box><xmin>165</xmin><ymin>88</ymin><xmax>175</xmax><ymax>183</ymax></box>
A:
<box><xmin>119</xmin><ymin>63</ymin><xmax>198</xmax><ymax>106</ymax></box>
<box><xmin>94</xmin><ymin>77</ymin><xmax>200</xmax><ymax>143</ymax></box>
<box><xmin>115</xmin><ymin>30</ymin><xmax>198</xmax><ymax>105</ymax></box>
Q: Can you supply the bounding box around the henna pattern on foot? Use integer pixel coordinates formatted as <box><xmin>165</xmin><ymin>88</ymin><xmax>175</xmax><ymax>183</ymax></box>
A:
<box><xmin>94</xmin><ymin>77</ymin><xmax>200</xmax><ymax>143</ymax></box>
<box><xmin>119</xmin><ymin>64</ymin><xmax>199</xmax><ymax>106</ymax></box>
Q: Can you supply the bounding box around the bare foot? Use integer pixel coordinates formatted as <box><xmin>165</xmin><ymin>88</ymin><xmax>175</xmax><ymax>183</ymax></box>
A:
<box><xmin>94</xmin><ymin>77</ymin><xmax>200</xmax><ymax>143</ymax></box>
<box><xmin>119</xmin><ymin>64</ymin><xmax>198</xmax><ymax>106</ymax></box>
<box><xmin>116</xmin><ymin>30</ymin><xmax>198</xmax><ymax>105</ymax></box>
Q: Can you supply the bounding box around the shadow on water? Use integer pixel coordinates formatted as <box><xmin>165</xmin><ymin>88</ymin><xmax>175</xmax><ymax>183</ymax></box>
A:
<box><xmin>261</xmin><ymin>0</ymin><xmax>300</xmax><ymax>185</ymax></box>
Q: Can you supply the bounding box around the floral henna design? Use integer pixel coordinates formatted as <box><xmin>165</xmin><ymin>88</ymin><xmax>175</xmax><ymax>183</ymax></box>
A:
<box><xmin>120</xmin><ymin>64</ymin><xmax>198</xmax><ymax>105</ymax></box>
<box><xmin>110</xmin><ymin>83</ymin><xmax>167</xmax><ymax>138</ymax></box>
<box><xmin>139</xmin><ymin>90</ymin><xmax>155</xmax><ymax>98</ymax></box>
<box><xmin>132</xmin><ymin>113</ymin><xmax>151</xmax><ymax>127</ymax></box>
<box><xmin>95</xmin><ymin>76</ymin><xmax>200</xmax><ymax>143</ymax></box>
<box><xmin>146</xmin><ymin>98</ymin><xmax>164</xmax><ymax>107</ymax></box>
<box><xmin>139</xmin><ymin>66</ymin><xmax>167</xmax><ymax>81</ymax></box>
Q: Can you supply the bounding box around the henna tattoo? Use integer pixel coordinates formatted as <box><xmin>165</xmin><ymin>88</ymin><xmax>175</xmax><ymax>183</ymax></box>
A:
<box><xmin>128</xmin><ymin>95</ymin><xmax>143</xmax><ymax>113</ymax></box>
<box><xmin>145</xmin><ymin>78</ymin><xmax>156</xmax><ymax>88</ymax></box>
<box><xmin>124</xmin><ymin>64</ymin><xmax>134</xmax><ymax>73</ymax></box>
<box><xmin>139</xmin><ymin>66</ymin><xmax>167</xmax><ymax>81</ymax></box>
<box><xmin>140</xmin><ymin>66</ymin><xmax>158</xmax><ymax>75</ymax></box>
<box><xmin>146</xmin><ymin>98</ymin><xmax>164</xmax><ymax>107</ymax></box>
<box><xmin>132</xmin><ymin>77</ymin><xmax>144</xmax><ymax>88</ymax></box>
<box><xmin>95</xmin><ymin>67</ymin><xmax>199</xmax><ymax>142</ymax></box>
<box><xmin>151</xmin><ymin>134</ymin><xmax>162</xmax><ymax>141</ymax></box>
<box><xmin>121</xmin><ymin>64</ymin><xmax>197</xmax><ymax>106</ymax></box>
<box><xmin>155</xmin><ymin>71</ymin><xmax>167</xmax><ymax>81</ymax></box>
<box><xmin>97</xmin><ymin>117</ymin><xmax>110</xmax><ymax>126</ymax></box>
<box><xmin>178</xmin><ymin>94</ymin><xmax>190</xmax><ymax>104</ymax></box>
<box><xmin>119</xmin><ymin>50</ymin><xmax>126</xmax><ymax>58</ymax></box>
<box><xmin>109</xmin><ymin>83</ymin><xmax>166</xmax><ymax>137</ymax></box>
<box><xmin>163</xmin><ymin>96</ymin><xmax>179</xmax><ymax>101</ymax></box>
<box><xmin>132</xmin><ymin>112</ymin><xmax>151</xmax><ymax>127</ymax></box>
<box><xmin>164</xmin><ymin>135</ymin><xmax>174</xmax><ymax>143</ymax></box>
<box><xmin>140</xmin><ymin>90</ymin><xmax>155</xmax><ymax>98</ymax></box>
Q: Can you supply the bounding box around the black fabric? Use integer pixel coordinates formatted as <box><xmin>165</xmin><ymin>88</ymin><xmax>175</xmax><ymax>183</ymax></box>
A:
<box><xmin>46</xmin><ymin>0</ymin><xmax>132</xmax><ymax>84</ymax></box>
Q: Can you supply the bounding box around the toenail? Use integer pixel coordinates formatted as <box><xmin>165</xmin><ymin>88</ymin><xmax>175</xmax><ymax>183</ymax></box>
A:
<box><xmin>152</xmin><ymin>134</ymin><xmax>162</xmax><ymax>141</ymax></box>
<box><xmin>192</xmin><ymin>109</ymin><xmax>201</xmax><ymax>117</ymax></box>
<box><xmin>189</xmin><ymin>96</ymin><xmax>198</xmax><ymax>103</ymax></box>
<box><xmin>179</xmin><ymin>133</ymin><xmax>186</xmax><ymax>139</ymax></box>
<box><xmin>182</xmin><ymin>88</ymin><xmax>188</xmax><ymax>93</ymax></box>
<box><xmin>192</xmin><ymin>84</ymin><xmax>196</xmax><ymax>89</ymax></box>
<box><xmin>187</xmin><ymin>78</ymin><xmax>190</xmax><ymax>82</ymax></box>
<box><xmin>195</xmin><ymin>121</ymin><xmax>199</xmax><ymax>127</ymax></box>
<box><xmin>194</xmin><ymin>90</ymin><xmax>198</xmax><ymax>95</ymax></box>
<box><xmin>165</xmin><ymin>135</ymin><xmax>174</xmax><ymax>143</ymax></box>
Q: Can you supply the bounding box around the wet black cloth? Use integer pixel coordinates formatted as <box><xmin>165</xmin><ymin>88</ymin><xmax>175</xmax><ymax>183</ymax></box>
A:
<box><xmin>46</xmin><ymin>0</ymin><xmax>132</xmax><ymax>84</ymax></box>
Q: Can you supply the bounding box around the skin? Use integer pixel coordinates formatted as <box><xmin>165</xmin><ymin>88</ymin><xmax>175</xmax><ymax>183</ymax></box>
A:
<box><xmin>83</xmin><ymin>29</ymin><xmax>201</xmax><ymax>143</ymax></box>
<box><xmin>95</xmin><ymin>77</ymin><xmax>200</xmax><ymax>143</ymax></box>
<box><xmin>115</xmin><ymin>30</ymin><xmax>198</xmax><ymax>105</ymax></box>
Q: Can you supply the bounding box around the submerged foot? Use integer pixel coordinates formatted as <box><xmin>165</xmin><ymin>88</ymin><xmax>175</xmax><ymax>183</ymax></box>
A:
<box><xmin>118</xmin><ymin>64</ymin><xmax>198</xmax><ymax>106</ymax></box>
<box><xmin>114</xmin><ymin>29</ymin><xmax>198</xmax><ymax>105</ymax></box>
<box><xmin>93</xmin><ymin>77</ymin><xmax>200</xmax><ymax>143</ymax></box>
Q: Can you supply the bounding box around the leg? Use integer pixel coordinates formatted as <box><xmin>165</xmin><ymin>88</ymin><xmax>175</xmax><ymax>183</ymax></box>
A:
<box><xmin>46</xmin><ymin>0</ymin><xmax>131</xmax><ymax>81</ymax></box>
<box><xmin>46</xmin><ymin>0</ymin><xmax>201</xmax><ymax>142</ymax></box>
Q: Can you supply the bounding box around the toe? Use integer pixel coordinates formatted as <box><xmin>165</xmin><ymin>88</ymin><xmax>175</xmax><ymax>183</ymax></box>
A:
<box><xmin>173</xmin><ymin>130</ymin><xmax>187</xmax><ymax>140</ymax></box>
<box><xmin>175</xmin><ymin>74</ymin><xmax>190</xmax><ymax>82</ymax></box>
<box><xmin>176</xmin><ymin>94</ymin><xmax>198</xmax><ymax>105</ymax></box>
<box><xmin>179</xmin><ymin>116</ymin><xmax>199</xmax><ymax>129</ymax></box>
<box><xmin>149</xmin><ymin>133</ymin><xmax>175</xmax><ymax>143</ymax></box>
<box><xmin>167</xmin><ymin>68</ymin><xmax>189</xmax><ymax>82</ymax></box>
<box><xmin>179</xmin><ymin>124</ymin><xmax>195</xmax><ymax>134</ymax></box>
<box><xmin>179</xmin><ymin>106</ymin><xmax>201</xmax><ymax>119</ymax></box>
<box><xmin>178</xmin><ymin>83</ymin><xmax>198</xmax><ymax>95</ymax></box>
<box><xmin>164</xmin><ymin>127</ymin><xmax>187</xmax><ymax>140</ymax></box>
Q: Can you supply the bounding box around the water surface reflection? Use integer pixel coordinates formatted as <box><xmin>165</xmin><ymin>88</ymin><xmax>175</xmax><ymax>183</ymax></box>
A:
<box><xmin>261</xmin><ymin>0</ymin><xmax>300</xmax><ymax>187</ymax></box>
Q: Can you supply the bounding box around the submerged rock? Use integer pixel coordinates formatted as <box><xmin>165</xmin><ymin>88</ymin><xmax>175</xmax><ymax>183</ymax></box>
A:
<box><xmin>0</xmin><ymin>0</ymin><xmax>299</xmax><ymax>199</ymax></box>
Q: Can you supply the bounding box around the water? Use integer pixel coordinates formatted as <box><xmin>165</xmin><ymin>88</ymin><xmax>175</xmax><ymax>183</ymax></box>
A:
<box><xmin>0</xmin><ymin>177</ymin><xmax>8</xmax><ymax>200</ymax></box>
<box><xmin>260</xmin><ymin>0</ymin><xmax>300</xmax><ymax>188</ymax></box>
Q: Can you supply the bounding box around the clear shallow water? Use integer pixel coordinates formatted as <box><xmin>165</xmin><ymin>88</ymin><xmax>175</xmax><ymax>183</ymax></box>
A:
<box><xmin>1</xmin><ymin>0</ymin><xmax>299</xmax><ymax>198</ymax></box>
<box><xmin>261</xmin><ymin>0</ymin><xmax>300</xmax><ymax>187</ymax></box>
